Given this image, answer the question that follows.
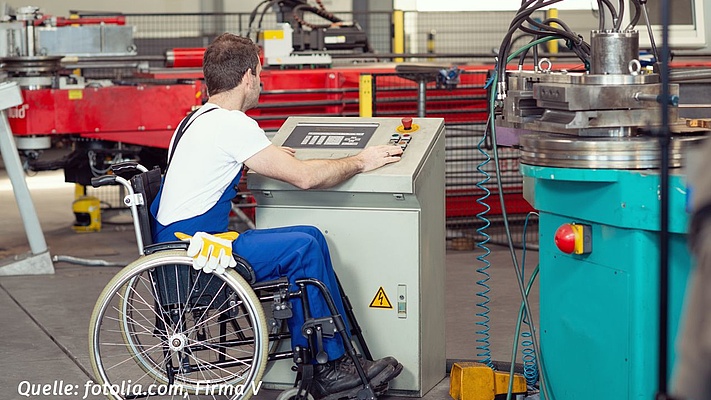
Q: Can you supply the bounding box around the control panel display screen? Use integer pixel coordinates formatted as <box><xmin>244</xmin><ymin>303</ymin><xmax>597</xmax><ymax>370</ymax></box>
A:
<box><xmin>282</xmin><ymin>123</ymin><xmax>378</xmax><ymax>149</ymax></box>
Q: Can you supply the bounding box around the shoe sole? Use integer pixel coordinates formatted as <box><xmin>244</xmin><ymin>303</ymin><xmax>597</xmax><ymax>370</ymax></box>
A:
<box><xmin>384</xmin><ymin>363</ymin><xmax>403</xmax><ymax>383</ymax></box>
<box><xmin>370</xmin><ymin>363</ymin><xmax>403</xmax><ymax>397</ymax></box>
<box><xmin>317</xmin><ymin>365</ymin><xmax>396</xmax><ymax>400</ymax></box>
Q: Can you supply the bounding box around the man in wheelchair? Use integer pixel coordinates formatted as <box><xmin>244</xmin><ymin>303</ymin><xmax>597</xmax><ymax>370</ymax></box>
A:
<box><xmin>149</xmin><ymin>33</ymin><xmax>404</xmax><ymax>399</ymax></box>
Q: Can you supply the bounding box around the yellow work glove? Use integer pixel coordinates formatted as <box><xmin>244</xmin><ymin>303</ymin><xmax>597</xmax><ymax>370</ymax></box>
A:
<box><xmin>174</xmin><ymin>231</ymin><xmax>239</xmax><ymax>275</ymax></box>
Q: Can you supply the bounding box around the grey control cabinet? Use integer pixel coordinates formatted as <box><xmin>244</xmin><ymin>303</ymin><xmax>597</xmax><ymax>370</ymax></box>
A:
<box><xmin>248</xmin><ymin>116</ymin><xmax>446</xmax><ymax>397</ymax></box>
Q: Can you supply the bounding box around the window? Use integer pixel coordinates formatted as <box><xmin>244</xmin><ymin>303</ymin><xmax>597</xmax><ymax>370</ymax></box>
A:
<box><xmin>627</xmin><ymin>0</ymin><xmax>706</xmax><ymax>49</ymax></box>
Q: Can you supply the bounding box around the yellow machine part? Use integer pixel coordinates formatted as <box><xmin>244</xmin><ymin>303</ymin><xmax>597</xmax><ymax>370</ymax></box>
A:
<box><xmin>72</xmin><ymin>195</ymin><xmax>101</xmax><ymax>232</ymax></box>
<box><xmin>450</xmin><ymin>362</ymin><xmax>527</xmax><ymax>400</ymax></box>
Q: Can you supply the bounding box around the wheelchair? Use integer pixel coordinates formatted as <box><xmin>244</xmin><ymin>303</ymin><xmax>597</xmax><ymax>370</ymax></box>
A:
<box><xmin>87</xmin><ymin>161</ymin><xmax>389</xmax><ymax>400</ymax></box>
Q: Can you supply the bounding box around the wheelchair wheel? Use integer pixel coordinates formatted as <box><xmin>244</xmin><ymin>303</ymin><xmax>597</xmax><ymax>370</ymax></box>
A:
<box><xmin>89</xmin><ymin>250</ymin><xmax>268</xmax><ymax>400</ymax></box>
<box><xmin>276</xmin><ymin>387</ymin><xmax>315</xmax><ymax>400</ymax></box>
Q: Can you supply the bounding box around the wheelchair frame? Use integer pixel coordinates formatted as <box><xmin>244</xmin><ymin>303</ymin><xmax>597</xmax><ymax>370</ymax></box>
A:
<box><xmin>87</xmin><ymin>161</ymin><xmax>382</xmax><ymax>400</ymax></box>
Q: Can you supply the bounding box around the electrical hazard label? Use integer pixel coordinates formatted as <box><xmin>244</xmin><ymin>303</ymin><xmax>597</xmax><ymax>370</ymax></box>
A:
<box><xmin>369</xmin><ymin>287</ymin><xmax>393</xmax><ymax>309</ymax></box>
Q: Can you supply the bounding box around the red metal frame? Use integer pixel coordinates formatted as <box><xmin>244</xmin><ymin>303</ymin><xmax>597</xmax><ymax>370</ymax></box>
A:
<box><xmin>9</xmin><ymin>83</ymin><xmax>203</xmax><ymax>148</ymax></box>
<box><xmin>10</xmin><ymin>64</ymin><xmax>494</xmax><ymax>144</ymax></box>
<box><xmin>8</xmin><ymin>62</ymin><xmax>534</xmax><ymax>219</ymax></box>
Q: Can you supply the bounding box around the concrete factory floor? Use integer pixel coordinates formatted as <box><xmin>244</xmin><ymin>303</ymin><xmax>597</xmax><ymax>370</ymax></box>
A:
<box><xmin>0</xmin><ymin>164</ymin><xmax>539</xmax><ymax>400</ymax></box>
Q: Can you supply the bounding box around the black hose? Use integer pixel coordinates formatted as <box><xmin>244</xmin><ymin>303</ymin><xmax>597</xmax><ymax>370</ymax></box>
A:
<box><xmin>598</xmin><ymin>0</ymin><xmax>619</xmax><ymax>25</ymax></box>
<box><xmin>597</xmin><ymin>0</ymin><xmax>606</xmax><ymax>30</ymax></box>
<box><xmin>498</xmin><ymin>0</ymin><xmax>560</xmax><ymax>84</ymax></box>
<box><xmin>616</xmin><ymin>0</ymin><xmax>624</xmax><ymax>30</ymax></box>
<box><xmin>248</xmin><ymin>0</ymin><xmax>273</xmax><ymax>40</ymax></box>
<box><xmin>626</xmin><ymin>0</ymin><xmax>642</xmax><ymax>30</ymax></box>
<box><xmin>256</xmin><ymin>0</ymin><xmax>279</xmax><ymax>35</ymax></box>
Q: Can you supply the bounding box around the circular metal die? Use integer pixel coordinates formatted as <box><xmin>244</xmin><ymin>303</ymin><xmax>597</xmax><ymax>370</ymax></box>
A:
<box><xmin>519</xmin><ymin>133</ymin><xmax>706</xmax><ymax>169</ymax></box>
<box><xmin>1</xmin><ymin>56</ymin><xmax>63</xmax><ymax>75</ymax></box>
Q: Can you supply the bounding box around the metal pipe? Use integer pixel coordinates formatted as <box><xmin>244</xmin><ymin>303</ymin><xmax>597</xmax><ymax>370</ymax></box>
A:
<box><xmin>62</xmin><ymin>55</ymin><xmax>165</xmax><ymax>63</ymax></box>
<box><xmin>255</xmin><ymin>99</ymin><xmax>358</xmax><ymax>109</ymax></box>
<box><xmin>417</xmin><ymin>80</ymin><xmax>426</xmax><ymax>118</ymax></box>
<box><xmin>262</xmin><ymin>87</ymin><xmax>358</xmax><ymax>95</ymax></box>
<box><xmin>669</xmin><ymin>68</ymin><xmax>711</xmax><ymax>82</ymax></box>
<box><xmin>25</xmin><ymin>24</ymin><xmax>35</xmax><ymax>57</ymax></box>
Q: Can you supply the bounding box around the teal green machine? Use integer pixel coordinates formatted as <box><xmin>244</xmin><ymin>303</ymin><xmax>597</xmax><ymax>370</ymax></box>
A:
<box><xmin>497</xmin><ymin>30</ymin><xmax>708</xmax><ymax>399</ymax></box>
<box><xmin>520</xmin><ymin>148</ymin><xmax>693</xmax><ymax>399</ymax></box>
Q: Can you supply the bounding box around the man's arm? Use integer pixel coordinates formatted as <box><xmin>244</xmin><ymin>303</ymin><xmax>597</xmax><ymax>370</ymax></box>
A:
<box><xmin>245</xmin><ymin>144</ymin><xmax>403</xmax><ymax>190</ymax></box>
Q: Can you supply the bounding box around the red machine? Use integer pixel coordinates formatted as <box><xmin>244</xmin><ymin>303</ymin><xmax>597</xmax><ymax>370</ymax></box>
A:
<box><xmin>1</xmin><ymin>7</ymin><xmax>528</xmax><ymax>222</ymax></box>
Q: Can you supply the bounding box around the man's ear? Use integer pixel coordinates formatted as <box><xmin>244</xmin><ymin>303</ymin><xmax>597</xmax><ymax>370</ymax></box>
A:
<box><xmin>240</xmin><ymin>69</ymin><xmax>252</xmax><ymax>88</ymax></box>
<box><xmin>246</xmin><ymin>68</ymin><xmax>257</xmax><ymax>83</ymax></box>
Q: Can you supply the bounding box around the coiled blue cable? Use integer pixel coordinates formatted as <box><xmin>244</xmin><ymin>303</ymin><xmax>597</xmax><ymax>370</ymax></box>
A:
<box><xmin>521</xmin><ymin>330</ymin><xmax>538</xmax><ymax>386</ymax></box>
<box><xmin>474</xmin><ymin>111</ymin><xmax>494</xmax><ymax>369</ymax></box>
<box><xmin>520</xmin><ymin>212</ymin><xmax>540</xmax><ymax>387</ymax></box>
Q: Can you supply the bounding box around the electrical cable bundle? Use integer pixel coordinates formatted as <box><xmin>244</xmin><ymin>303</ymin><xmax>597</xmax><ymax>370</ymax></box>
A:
<box><xmin>247</xmin><ymin>0</ymin><xmax>276</xmax><ymax>41</ymax></box>
<box><xmin>247</xmin><ymin>0</ymin><xmax>372</xmax><ymax>53</ymax></box>
<box><xmin>496</xmin><ymin>1</ymin><xmax>586</xmax><ymax>87</ymax></box>
<box><xmin>494</xmin><ymin>0</ymin><xmax>648</xmax><ymax>94</ymax></box>
<box><xmin>248</xmin><ymin>0</ymin><xmax>344</xmax><ymax>38</ymax></box>
<box><xmin>291</xmin><ymin>1</ymin><xmax>342</xmax><ymax>29</ymax></box>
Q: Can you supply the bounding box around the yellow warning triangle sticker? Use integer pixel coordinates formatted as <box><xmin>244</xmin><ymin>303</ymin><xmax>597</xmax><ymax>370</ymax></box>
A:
<box><xmin>369</xmin><ymin>286</ymin><xmax>393</xmax><ymax>309</ymax></box>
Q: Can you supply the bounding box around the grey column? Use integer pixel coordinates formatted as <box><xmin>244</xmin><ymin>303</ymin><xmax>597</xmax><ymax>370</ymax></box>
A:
<box><xmin>0</xmin><ymin>82</ymin><xmax>47</xmax><ymax>254</ymax></box>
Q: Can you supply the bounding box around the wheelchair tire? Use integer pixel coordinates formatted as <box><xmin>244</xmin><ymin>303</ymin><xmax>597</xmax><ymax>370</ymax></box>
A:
<box><xmin>276</xmin><ymin>387</ymin><xmax>315</xmax><ymax>400</ymax></box>
<box><xmin>89</xmin><ymin>250</ymin><xmax>269</xmax><ymax>400</ymax></box>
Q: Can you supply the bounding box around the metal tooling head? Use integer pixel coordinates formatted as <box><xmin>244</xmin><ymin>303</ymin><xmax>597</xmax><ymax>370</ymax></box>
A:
<box><xmin>500</xmin><ymin>30</ymin><xmax>680</xmax><ymax>138</ymax></box>
<box><xmin>496</xmin><ymin>29</ymin><xmax>708</xmax><ymax>169</ymax></box>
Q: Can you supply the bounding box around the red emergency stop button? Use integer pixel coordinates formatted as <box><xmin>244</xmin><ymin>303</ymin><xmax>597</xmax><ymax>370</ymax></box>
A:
<box><xmin>554</xmin><ymin>223</ymin><xmax>592</xmax><ymax>255</ymax></box>
<box><xmin>397</xmin><ymin>117</ymin><xmax>419</xmax><ymax>133</ymax></box>
<box><xmin>554</xmin><ymin>224</ymin><xmax>576</xmax><ymax>254</ymax></box>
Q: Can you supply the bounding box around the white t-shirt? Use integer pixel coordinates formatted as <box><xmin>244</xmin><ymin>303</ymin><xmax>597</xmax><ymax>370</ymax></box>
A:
<box><xmin>156</xmin><ymin>103</ymin><xmax>272</xmax><ymax>225</ymax></box>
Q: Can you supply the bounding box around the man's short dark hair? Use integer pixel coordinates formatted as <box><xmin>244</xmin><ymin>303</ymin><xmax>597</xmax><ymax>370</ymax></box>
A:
<box><xmin>203</xmin><ymin>33</ymin><xmax>260</xmax><ymax>96</ymax></box>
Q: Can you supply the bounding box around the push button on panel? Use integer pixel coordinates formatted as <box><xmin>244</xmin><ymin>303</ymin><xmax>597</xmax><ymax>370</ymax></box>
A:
<box><xmin>554</xmin><ymin>223</ymin><xmax>592</xmax><ymax>255</ymax></box>
<box><xmin>397</xmin><ymin>117</ymin><xmax>419</xmax><ymax>133</ymax></box>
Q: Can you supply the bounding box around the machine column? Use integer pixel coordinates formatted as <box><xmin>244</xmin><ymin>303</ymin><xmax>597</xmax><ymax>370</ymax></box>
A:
<box><xmin>0</xmin><ymin>81</ymin><xmax>54</xmax><ymax>275</ymax></box>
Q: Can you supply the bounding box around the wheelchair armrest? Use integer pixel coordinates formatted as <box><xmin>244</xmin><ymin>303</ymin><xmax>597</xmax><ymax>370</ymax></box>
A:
<box><xmin>252</xmin><ymin>276</ymin><xmax>290</xmax><ymax>291</ymax></box>
<box><xmin>91</xmin><ymin>175</ymin><xmax>119</xmax><ymax>188</ymax></box>
<box><xmin>143</xmin><ymin>241</ymin><xmax>189</xmax><ymax>255</ymax></box>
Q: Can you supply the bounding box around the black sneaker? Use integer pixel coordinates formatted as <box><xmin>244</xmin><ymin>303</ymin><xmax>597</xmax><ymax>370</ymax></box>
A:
<box><xmin>311</xmin><ymin>354</ymin><xmax>393</xmax><ymax>399</ymax></box>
